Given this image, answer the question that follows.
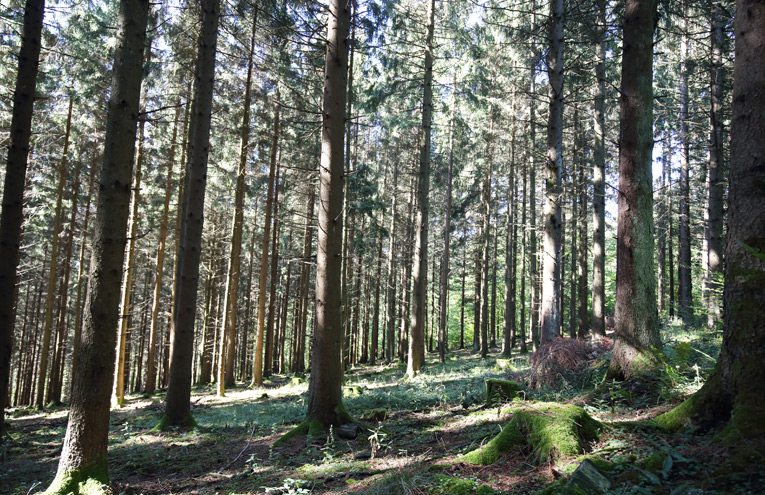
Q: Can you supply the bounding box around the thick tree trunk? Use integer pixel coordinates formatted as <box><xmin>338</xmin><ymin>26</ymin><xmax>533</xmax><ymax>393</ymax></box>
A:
<box><xmin>704</xmin><ymin>2</ymin><xmax>726</xmax><ymax>328</ymax></box>
<box><xmin>609</xmin><ymin>0</ymin><xmax>661</xmax><ymax>379</ymax></box>
<box><xmin>658</xmin><ymin>2</ymin><xmax>765</xmax><ymax>450</ymax></box>
<box><xmin>407</xmin><ymin>0</ymin><xmax>435</xmax><ymax>377</ymax></box>
<box><xmin>43</xmin><ymin>1</ymin><xmax>149</xmax><ymax>490</ymax></box>
<box><xmin>162</xmin><ymin>0</ymin><xmax>219</xmax><ymax>428</ymax></box>
<box><xmin>0</xmin><ymin>0</ymin><xmax>45</xmax><ymax>435</ymax></box>
<box><xmin>251</xmin><ymin>91</ymin><xmax>280</xmax><ymax>387</ymax></box>
<box><xmin>540</xmin><ymin>0</ymin><xmax>564</xmax><ymax>345</ymax></box>
<box><xmin>306</xmin><ymin>0</ymin><xmax>352</xmax><ymax>429</ymax></box>
<box><xmin>591</xmin><ymin>0</ymin><xmax>607</xmax><ymax>339</ymax></box>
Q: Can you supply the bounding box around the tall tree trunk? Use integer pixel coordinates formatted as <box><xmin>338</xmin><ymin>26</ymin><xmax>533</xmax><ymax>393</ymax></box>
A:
<box><xmin>609</xmin><ymin>0</ymin><xmax>660</xmax><ymax>379</ymax></box>
<box><xmin>43</xmin><ymin>1</ymin><xmax>149</xmax><ymax>490</ymax></box>
<box><xmin>520</xmin><ymin>150</ymin><xmax>528</xmax><ymax>353</ymax></box>
<box><xmin>305</xmin><ymin>0</ymin><xmax>352</xmax><ymax>430</ymax></box>
<box><xmin>528</xmin><ymin>74</ymin><xmax>540</xmax><ymax>351</ymax></box>
<box><xmin>144</xmin><ymin>99</ymin><xmax>183</xmax><ymax>394</ymax></box>
<box><xmin>657</xmin><ymin>130</ymin><xmax>670</xmax><ymax>313</ymax></box>
<box><xmin>460</xmin><ymin>234</ymin><xmax>466</xmax><ymax>349</ymax></box>
<box><xmin>407</xmin><ymin>0</ymin><xmax>435</xmax><ymax>377</ymax></box>
<box><xmin>162</xmin><ymin>0</ymin><xmax>219</xmax><ymax>428</ymax></box>
<box><xmin>48</xmin><ymin>149</ymin><xmax>82</xmax><ymax>404</ymax></box>
<box><xmin>36</xmin><ymin>96</ymin><xmax>73</xmax><ymax>409</ymax></box>
<box><xmin>264</xmin><ymin>168</ymin><xmax>281</xmax><ymax>377</ymax></box>
<box><xmin>591</xmin><ymin>0</ymin><xmax>607</xmax><ymax>339</ymax></box>
<box><xmin>540</xmin><ymin>0</ymin><xmax>564</xmax><ymax>344</ymax></box>
<box><xmin>576</xmin><ymin>131</ymin><xmax>589</xmax><ymax>339</ymax></box>
<box><xmin>704</xmin><ymin>2</ymin><xmax>726</xmax><ymax>328</ymax></box>
<box><xmin>371</xmin><ymin>233</ymin><xmax>383</xmax><ymax>364</ymax></box>
<box><xmin>479</xmin><ymin>160</ymin><xmax>492</xmax><ymax>358</ymax></box>
<box><xmin>251</xmin><ymin>90</ymin><xmax>280</xmax><ymax>387</ymax></box>
<box><xmin>294</xmin><ymin>179</ymin><xmax>315</xmax><ymax>373</ymax></box>
<box><xmin>503</xmin><ymin>112</ymin><xmax>517</xmax><ymax>357</ymax></box>
<box><xmin>658</xmin><ymin>1</ymin><xmax>765</xmax><ymax>446</ymax></box>
<box><xmin>438</xmin><ymin>76</ymin><xmax>456</xmax><ymax>364</ymax></box>
<box><xmin>385</xmin><ymin>159</ymin><xmax>398</xmax><ymax>362</ymax></box>
<box><xmin>217</xmin><ymin>11</ymin><xmax>257</xmax><ymax>395</ymax></box>
<box><xmin>678</xmin><ymin>9</ymin><xmax>693</xmax><ymax>321</ymax></box>
<box><xmin>0</xmin><ymin>0</ymin><xmax>45</xmax><ymax>433</ymax></box>
<box><xmin>69</xmin><ymin>146</ymin><xmax>98</xmax><ymax>398</ymax></box>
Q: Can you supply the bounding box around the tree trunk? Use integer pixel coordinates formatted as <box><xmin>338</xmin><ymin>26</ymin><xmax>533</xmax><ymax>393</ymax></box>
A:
<box><xmin>657</xmin><ymin>130</ymin><xmax>670</xmax><ymax>313</ymax></box>
<box><xmin>503</xmin><ymin>109</ymin><xmax>518</xmax><ymax>357</ymax></box>
<box><xmin>294</xmin><ymin>179</ymin><xmax>315</xmax><ymax>373</ymax></box>
<box><xmin>576</xmin><ymin>131</ymin><xmax>589</xmax><ymax>339</ymax></box>
<box><xmin>43</xmin><ymin>1</ymin><xmax>149</xmax><ymax>490</ymax></box>
<box><xmin>527</xmin><ymin>74</ymin><xmax>540</xmax><ymax>351</ymax></box>
<box><xmin>438</xmin><ymin>76</ymin><xmax>456</xmax><ymax>364</ymax></box>
<box><xmin>479</xmin><ymin>160</ymin><xmax>492</xmax><ymax>359</ymax></box>
<box><xmin>704</xmin><ymin>2</ymin><xmax>726</xmax><ymax>328</ymax></box>
<box><xmin>608</xmin><ymin>0</ymin><xmax>660</xmax><ymax>379</ymax></box>
<box><xmin>591</xmin><ymin>0</ymin><xmax>607</xmax><ymax>339</ymax></box>
<box><xmin>0</xmin><ymin>0</ymin><xmax>45</xmax><ymax>432</ymax></box>
<box><xmin>678</xmin><ymin>9</ymin><xmax>693</xmax><ymax>321</ymax></box>
<box><xmin>658</xmin><ymin>1</ymin><xmax>765</xmax><ymax>449</ymax></box>
<box><xmin>407</xmin><ymin>0</ymin><xmax>435</xmax><ymax>377</ymax></box>
<box><xmin>306</xmin><ymin>0</ymin><xmax>352</xmax><ymax>430</ymax></box>
<box><xmin>540</xmin><ymin>0</ymin><xmax>564</xmax><ymax>345</ymax></box>
<box><xmin>217</xmin><ymin>11</ymin><xmax>257</xmax><ymax>395</ymax></box>
<box><xmin>385</xmin><ymin>159</ymin><xmax>398</xmax><ymax>362</ymax></box>
<box><xmin>162</xmin><ymin>0</ymin><xmax>219</xmax><ymax>428</ymax></box>
<box><xmin>264</xmin><ymin>173</ymin><xmax>281</xmax><ymax>377</ymax></box>
<box><xmin>251</xmin><ymin>90</ymin><xmax>280</xmax><ymax>387</ymax></box>
<box><xmin>371</xmin><ymin>233</ymin><xmax>383</xmax><ymax>364</ymax></box>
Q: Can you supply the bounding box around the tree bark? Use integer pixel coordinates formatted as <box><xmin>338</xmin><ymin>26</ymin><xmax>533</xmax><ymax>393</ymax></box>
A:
<box><xmin>0</xmin><ymin>0</ymin><xmax>45</xmax><ymax>430</ymax></box>
<box><xmin>407</xmin><ymin>0</ymin><xmax>435</xmax><ymax>377</ymax></box>
<box><xmin>540</xmin><ymin>0</ymin><xmax>564</xmax><ymax>345</ymax></box>
<box><xmin>678</xmin><ymin>9</ymin><xmax>693</xmax><ymax>321</ymax></box>
<box><xmin>306</xmin><ymin>0</ymin><xmax>352</xmax><ymax>429</ymax></box>
<box><xmin>43</xmin><ymin>1</ymin><xmax>149</xmax><ymax>490</ymax></box>
<box><xmin>162</xmin><ymin>0</ymin><xmax>219</xmax><ymax>428</ymax></box>
<box><xmin>591</xmin><ymin>0</ymin><xmax>607</xmax><ymax>339</ymax></box>
<box><xmin>608</xmin><ymin>0</ymin><xmax>661</xmax><ymax>379</ymax></box>
<box><xmin>438</xmin><ymin>76</ymin><xmax>456</xmax><ymax>364</ymax></box>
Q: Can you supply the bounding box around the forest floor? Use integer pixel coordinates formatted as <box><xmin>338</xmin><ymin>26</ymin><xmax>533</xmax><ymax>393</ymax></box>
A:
<box><xmin>2</xmin><ymin>322</ymin><xmax>764</xmax><ymax>495</ymax></box>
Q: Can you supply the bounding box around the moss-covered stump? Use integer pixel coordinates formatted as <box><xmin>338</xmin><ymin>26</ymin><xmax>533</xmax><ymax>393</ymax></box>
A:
<box><xmin>41</xmin><ymin>463</ymin><xmax>110</xmax><ymax>495</ymax></box>
<box><xmin>485</xmin><ymin>379</ymin><xmax>523</xmax><ymax>404</ymax></box>
<box><xmin>459</xmin><ymin>403</ymin><xmax>600</xmax><ymax>466</ymax></box>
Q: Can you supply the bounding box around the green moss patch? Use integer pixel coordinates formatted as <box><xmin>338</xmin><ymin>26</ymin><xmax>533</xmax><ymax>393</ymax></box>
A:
<box><xmin>41</xmin><ymin>459</ymin><xmax>110</xmax><ymax>495</ymax></box>
<box><xmin>459</xmin><ymin>402</ymin><xmax>600</xmax><ymax>466</ymax></box>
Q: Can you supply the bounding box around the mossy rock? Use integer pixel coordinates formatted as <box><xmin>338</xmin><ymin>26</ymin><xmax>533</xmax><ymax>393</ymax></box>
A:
<box><xmin>290</xmin><ymin>376</ymin><xmax>306</xmax><ymax>386</ymax></box>
<box><xmin>360</xmin><ymin>408</ymin><xmax>388</xmax><ymax>422</ymax></box>
<box><xmin>459</xmin><ymin>402</ymin><xmax>600</xmax><ymax>466</ymax></box>
<box><xmin>485</xmin><ymin>379</ymin><xmax>523</xmax><ymax>404</ymax></box>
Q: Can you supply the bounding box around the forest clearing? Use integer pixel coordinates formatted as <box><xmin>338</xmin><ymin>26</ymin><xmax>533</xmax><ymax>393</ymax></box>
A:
<box><xmin>2</xmin><ymin>328</ymin><xmax>763</xmax><ymax>494</ymax></box>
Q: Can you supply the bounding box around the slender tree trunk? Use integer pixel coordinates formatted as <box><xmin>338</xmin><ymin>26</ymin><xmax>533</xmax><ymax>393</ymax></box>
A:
<box><xmin>609</xmin><ymin>0</ymin><xmax>661</xmax><ymax>379</ymax></box>
<box><xmin>540</xmin><ymin>0</ymin><xmax>564</xmax><ymax>344</ymax></box>
<box><xmin>163</xmin><ymin>0</ymin><xmax>219</xmax><ymax>428</ymax></box>
<box><xmin>704</xmin><ymin>2</ymin><xmax>726</xmax><ymax>328</ymax></box>
<box><xmin>251</xmin><ymin>90</ymin><xmax>280</xmax><ymax>387</ymax></box>
<box><xmin>576</xmin><ymin>132</ymin><xmax>589</xmax><ymax>339</ymax></box>
<box><xmin>36</xmin><ymin>97</ymin><xmax>73</xmax><ymax>409</ymax></box>
<box><xmin>44</xmin><ymin>1</ymin><xmax>149</xmax><ymax>489</ymax></box>
<box><xmin>591</xmin><ymin>0</ymin><xmax>607</xmax><ymax>339</ymax></box>
<box><xmin>305</xmin><ymin>0</ymin><xmax>352</xmax><ymax>429</ymax></box>
<box><xmin>216</xmin><ymin>11</ymin><xmax>257</xmax><ymax>395</ymax></box>
<box><xmin>460</xmin><ymin>235</ymin><xmax>466</xmax><ymax>349</ymax></box>
<box><xmin>503</xmin><ymin>113</ymin><xmax>517</xmax><ymax>357</ymax></box>
<box><xmin>657</xmin><ymin>131</ymin><xmax>670</xmax><ymax>313</ymax></box>
<box><xmin>678</xmin><ymin>10</ymin><xmax>693</xmax><ymax>321</ymax></box>
<box><xmin>407</xmin><ymin>0</ymin><xmax>435</xmax><ymax>376</ymax></box>
<box><xmin>385</xmin><ymin>159</ymin><xmax>398</xmax><ymax>362</ymax></box>
<box><xmin>69</xmin><ymin>146</ymin><xmax>97</xmax><ymax>398</ymax></box>
<box><xmin>438</xmin><ymin>76</ymin><xmax>456</xmax><ymax>363</ymax></box>
<box><xmin>0</xmin><ymin>0</ymin><xmax>45</xmax><ymax>433</ymax></box>
<box><xmin>528</xmin><ymin>74</ymin><xmax>540</xmax><ymax>351</ymax></box>
<box><xmin>479</xmin><ymin>161</ymin><xmax>492</xmax><ymax>358</ymax></box>
<box><xmin>371</xmin><ymin>233</ymin><xmax>383</xmax><ymax>364</ymax></box>
<box><xmin>264</xmin><ymin>172</ymin><xmax>281</xmax><ymax>377</ymax></box>
<box><xmin>295</xmin><ymin>180</ymin><xmax>315</xmax><ymax>373</ymax></box>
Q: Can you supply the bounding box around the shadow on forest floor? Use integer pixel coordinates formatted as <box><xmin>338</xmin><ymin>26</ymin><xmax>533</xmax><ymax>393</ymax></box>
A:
<box><xmin>2</xmin><ymin>324</ymin><xmax>763</xmax><ymax>494</ymax></box>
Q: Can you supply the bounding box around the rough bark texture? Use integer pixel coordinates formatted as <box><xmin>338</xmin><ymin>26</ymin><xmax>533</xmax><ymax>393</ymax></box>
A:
<box><xmin>657</xmin><ymin>1</ymin><xmax>765</xmax><ymax>451</ymax></box>
<box><xmin>162</xmin><ymin>0</ymin><xmax>219</xmax><ymax>428</ymax></box>
<box><xmin>306</xmin><ymin>0</ymin><xmax>352</xmax><ymax>430</ymax></box>
<box><xmin>43</xmin><ymin>1</ymin><xmax>149</xmax><ymax>491</ymax></box>
<box><xmin>407</xmin><ymin>0</ymin><xmax>435</xmax><ymax>377</ymax></box>
<box><xmin>609</xmin><ymin>0</ymin><xmax>661</xmax><ymax>379</ymax></box>
<box><xmin>591</xmin><ymin>0</ymin><xmax>607</xmax><ymax>339</ymax></box>
<box><xmin>0</xmin><ymin>0</ymin><xmax>44</xmax><ymax>433</ymax></box>
<box><xmin>540</xmin><ymin>0</ymin><xmax>564</xmax><ymax>345</ymax></box>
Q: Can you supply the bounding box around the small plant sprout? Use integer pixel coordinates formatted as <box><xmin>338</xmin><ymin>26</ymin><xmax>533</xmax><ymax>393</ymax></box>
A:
<box><xmin>368</xmin><ymin>423</ymin><xmax>388</xmax><ymax>459</ymax></box>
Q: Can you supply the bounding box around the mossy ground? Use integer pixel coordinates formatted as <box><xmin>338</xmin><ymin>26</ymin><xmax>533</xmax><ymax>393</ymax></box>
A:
<box><xmin>1</xmin><ymin>327</ymin><xmax>761</xmax><ymax>495</ymax></box>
